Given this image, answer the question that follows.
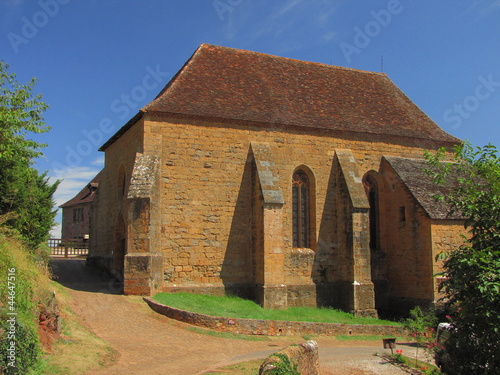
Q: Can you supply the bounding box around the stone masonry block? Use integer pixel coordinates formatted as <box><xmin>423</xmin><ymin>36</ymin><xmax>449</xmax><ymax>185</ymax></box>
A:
<box><xmin>124</xmin><ymin>252</ymin><xmax>163</xmax><ymax>295</ymax></box>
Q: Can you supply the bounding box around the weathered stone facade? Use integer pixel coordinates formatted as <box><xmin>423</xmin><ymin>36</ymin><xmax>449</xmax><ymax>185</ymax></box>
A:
<box><xmin>86</xmin><ymin>44</ymin><xmax>465</xmax><ymax>316</ymax></box>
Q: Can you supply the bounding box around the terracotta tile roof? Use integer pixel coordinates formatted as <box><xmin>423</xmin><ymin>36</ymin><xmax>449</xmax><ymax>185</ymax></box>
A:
<box><xmin>383</xmin><ymin>156</ymin><xmax>464</xmax><ymax>220</ymax></box>
<box><xmin>60</xmin><ymin>171</ymin><xmax>102</xmax><ymax>208</ymax></box>
<box><xmin>100</xmin><ymin>44</ymin><xmax>460</xmax><ymax>150</ymax></box>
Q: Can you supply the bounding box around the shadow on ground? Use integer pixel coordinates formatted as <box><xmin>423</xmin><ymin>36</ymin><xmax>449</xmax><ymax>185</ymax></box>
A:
<box><xmin>49</xmin><ymin>258</ymin><xmax>123</xmax><ymax>294</ymax></box>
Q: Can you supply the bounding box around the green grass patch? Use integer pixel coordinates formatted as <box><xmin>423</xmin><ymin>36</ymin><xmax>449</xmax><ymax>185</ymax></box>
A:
<box><xmin>153</xmin><ymin>292</ymin><xmax>400</xmax><ymax>326</ymax></box>
<box><xmin>392</xmin><ymin>353</ymin><xmax>440</xmax><ymax>374</ymax></box>
<box><xmin>201</xmin><ymin>359</ymin><xmax>262</xmax><ymax>374</ymax></box>
<box><xmin>0</xmin><ymin>231</ymin><xmax>52</xmax><ymax>374</ymax></box>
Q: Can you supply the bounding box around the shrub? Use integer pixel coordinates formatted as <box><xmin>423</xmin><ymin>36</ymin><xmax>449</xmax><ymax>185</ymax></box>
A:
<box><xmin>264</xmin><ymin>353</ymin><xmax>300</xmax><ymax>375</ymax></box>
<box><xmin>0</xmin><ymin>231</ymin><xmax>51</xmax><ymax>374</ymax></box>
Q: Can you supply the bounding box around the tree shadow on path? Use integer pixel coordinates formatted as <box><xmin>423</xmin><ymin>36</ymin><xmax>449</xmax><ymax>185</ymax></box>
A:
<box><xmin>49</xmin><ymin>258</ymin><xmax>122</xmax><ymax>294</ymax></box>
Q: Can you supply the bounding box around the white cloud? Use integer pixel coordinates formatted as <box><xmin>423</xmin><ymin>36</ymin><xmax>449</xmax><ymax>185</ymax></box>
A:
<box><xmin>482</xmin><ymin>0</ymin><xmax>500</xmax><ymax>13</ymax></box>
<box><xmin>220</xmin><ymin>0</ymin><xmax>341</xmax><ymax>55</ymax></box>
<box><xmin>276</xmin><ymin>0</ymin><xmax>304</xmax><ymax>17</ymax></box>
<box><xmin>50</xmin><ymin>222</ymin><xmax>61</xmax><ymax>239</ymax></box>
<box><xmin>50</xmin><ymin>166</ymin><xmax>101</xmax><ymax>207</ymax></box>
<box><xmin>323</xmin><ymin>31</ymin><xmax>337</xmax><ymax>42</ymax></box>
<box><xmin>458</xmin><ymin>0</ymin><xmax>500</xmax><ymax>20</ymax></box>
<box><xmin>91</xmin><ymin>155</ymin><xmax>105</xmax><ymax>167</ymax></box>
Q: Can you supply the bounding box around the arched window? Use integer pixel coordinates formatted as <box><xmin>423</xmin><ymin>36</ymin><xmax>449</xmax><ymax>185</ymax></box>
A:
<box><xmin>117</xmin><ymin>165</ymin><xmax>126</xmax><ymax>199</ymax></box>
<box><xmin>292</xmin><ymin>169</ymin><xmax>310</xmax><ymax>248</ymax></box>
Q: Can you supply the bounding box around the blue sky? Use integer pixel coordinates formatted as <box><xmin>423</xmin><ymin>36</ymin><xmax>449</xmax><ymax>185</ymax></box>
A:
<box><xmin>1</xmin><ymin>0</ymin><xmax>499</xmax><ymax>237</ymax></box>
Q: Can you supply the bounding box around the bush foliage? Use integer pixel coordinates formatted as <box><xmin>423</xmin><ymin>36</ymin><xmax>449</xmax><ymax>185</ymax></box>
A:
<box><xmin>0</xmin><ymin>61</ymin><xmax>58</xmax><ymax>373</ymax></box>
<box><xmin>0</xmin><ymin>61</ymin><xmax>59</xmax><ymax>250</ymax></box>
<box><xmin>0</xmin><ymin>232</ymin><xmax>52</xmax><ymax>374</ymax></box>
<box><xmin>426</xmin><ymin>142</ymin><xmax>500</xmax><ymax>374</ymax></box>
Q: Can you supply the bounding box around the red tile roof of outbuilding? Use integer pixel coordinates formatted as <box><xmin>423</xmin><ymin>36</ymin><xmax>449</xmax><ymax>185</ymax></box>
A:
<box><xmin>100</xmin><ymin>44</ymin><xmax>460</xmax><ymax>150</ymax></box>
<box><xmin>60</xmin><ymin>171</ymin><xmax>102</xmax><ymax>208</ymax></box>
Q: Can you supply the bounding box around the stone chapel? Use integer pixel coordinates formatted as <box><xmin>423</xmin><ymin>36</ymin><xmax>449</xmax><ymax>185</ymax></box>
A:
<box><xmin>87</xmin><ymin>44</ymin><xmax>466</xmax><ymax>317</ymax></box>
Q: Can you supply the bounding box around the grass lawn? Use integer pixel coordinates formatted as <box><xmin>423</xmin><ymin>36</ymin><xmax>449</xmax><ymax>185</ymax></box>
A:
<box><xmin>200</xmin><ymin>359</ymin><xmax>263</xmax><ymax>375</ymax></box>
<box><xmin>153</xmin><ymin>292</ymin><xmax>400</xmax><ymax>326</ymax></box>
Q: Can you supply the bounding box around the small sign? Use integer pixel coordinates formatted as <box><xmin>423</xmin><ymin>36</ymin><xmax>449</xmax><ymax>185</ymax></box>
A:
<box><xmin>382</xmin><ymin>338</ymin><xmax>397</xmax><ymax>355</ymax></box>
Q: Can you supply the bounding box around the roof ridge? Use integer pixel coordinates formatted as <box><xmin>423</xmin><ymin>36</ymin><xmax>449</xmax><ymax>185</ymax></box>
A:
<box><xmin>142</xmin><ymin>44</ymin><xmax>206</xmax><ymax>112</ymax></box>
<box><xmin>143</xmin><ymin>43</ymin><xmax>388</xmax><ymax>114</ymax></box>
<box><xmin>197</xmin><ymin>43</ymin><xmax>388</xmax><ymax>77</ymax></box>
<box><xmin>100</xmin><ymin>44</ymin><xmax>461</xmax><ymax>151</ymax></box>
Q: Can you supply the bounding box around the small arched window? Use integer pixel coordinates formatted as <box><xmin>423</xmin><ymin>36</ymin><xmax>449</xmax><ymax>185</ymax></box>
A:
<box><xmin>292</xmin><ymin>169</ymin><xmax>310</xmax><ymax>248</ymax></box>
<box><xmin>117</xmin><ymin>166</ymin><xmax>126</xmax><ymax>199</ymax></box>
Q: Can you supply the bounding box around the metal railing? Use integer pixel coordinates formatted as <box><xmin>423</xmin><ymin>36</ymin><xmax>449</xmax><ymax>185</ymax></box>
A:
<box><xmin>48</xmin><ymin>238</ymin><xmax>89</xmax><ymax>258</ymax></box>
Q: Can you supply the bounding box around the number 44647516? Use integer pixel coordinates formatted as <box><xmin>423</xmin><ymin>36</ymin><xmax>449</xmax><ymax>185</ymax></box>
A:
<box><xmin>7</xmin><ymin>267</ymin><xmax>16</xmax><ymax>311</ymax></box>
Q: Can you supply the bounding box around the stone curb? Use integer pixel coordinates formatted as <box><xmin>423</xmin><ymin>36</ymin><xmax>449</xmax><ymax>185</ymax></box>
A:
<box><xmin>143</xmin><ymin>297</ymin><xmax>406</xmax><ymax>337</ymax></box>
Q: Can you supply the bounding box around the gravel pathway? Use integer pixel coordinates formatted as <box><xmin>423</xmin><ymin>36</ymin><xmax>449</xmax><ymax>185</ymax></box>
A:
<box><xmin>51</xmin><ymin>259</ymin><xmax>417</xmax><ymax>375</ymax></box>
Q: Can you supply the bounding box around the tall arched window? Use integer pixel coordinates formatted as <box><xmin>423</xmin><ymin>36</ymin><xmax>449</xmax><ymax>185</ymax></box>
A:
<box><xmin>292</xmin><ymin>169</ymin><xmax>310</xmax><ymax>248</ymax></box>
<box><xmin>117</xmin><ymin>165</ymin><xmax>126</xmax><ymax>199</ymax></box>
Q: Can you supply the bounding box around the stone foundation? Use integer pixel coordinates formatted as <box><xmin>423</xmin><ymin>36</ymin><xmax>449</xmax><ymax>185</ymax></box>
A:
<box><xmin>287</xmin><ymin>284</ymin><xmax>317</xmax><ymax>307</ymax></box>
<box><xmin>255</xmin><ymin>284</ymin><xmax>288</xmax><ymax>310</ymax></box>
<box><xmin>124</xmin><ymin>252</ymin><xmax>163</xmax><ymax>295</ymax></box>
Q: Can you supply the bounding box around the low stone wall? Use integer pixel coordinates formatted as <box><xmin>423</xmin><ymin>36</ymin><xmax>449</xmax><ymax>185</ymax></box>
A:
<box><xmin>259</xmin><ymin>341</ymin><xmax>319</xmax><ymax>375</ymax></box>
<box><xmin>143</xmin><ymin>298</ymin><xmax>405</xmax><ymax>337</ymax></box>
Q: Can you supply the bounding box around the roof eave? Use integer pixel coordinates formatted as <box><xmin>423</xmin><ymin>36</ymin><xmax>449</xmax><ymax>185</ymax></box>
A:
<box><xmin>145</xmin><ymin>110</ymin><xmax>461</xmax><ymax>147</ymax></box>
<box><xmin>99</xmin><ymin>111</ymin><xmax>145</xmax><ymax>151</ymax></box>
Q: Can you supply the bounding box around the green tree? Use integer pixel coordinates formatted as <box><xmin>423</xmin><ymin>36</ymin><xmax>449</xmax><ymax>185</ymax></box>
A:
<box><xmin>0</xmin><ymin>157</ymin><xmax>59</xmax><ymax>248</ymax></box>
<box><xmin>425</xmin><ymin>142</ymin><xmax>500</xmax><ymax>374</ymax></box>
<box><xmin>0</xmin><ymin>61</ymin><xmax>49</xmax><ymax>161</ymax></box>
<box><xmin>0</xmin><ymin>61</ymin><xmax>59</xmax><ymax>249</ymax></box>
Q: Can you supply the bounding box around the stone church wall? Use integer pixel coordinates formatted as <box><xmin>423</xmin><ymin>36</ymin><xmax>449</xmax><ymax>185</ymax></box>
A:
<box><xmin>431</xmin><ymin>220</ymin><xmax>468</xmax><ymax>300</ymax></box>
<box><xmin>88</xmin><ymin>119</ymin><xmax>145</xmax><ymax>277</ymax></box>
<box><xmin>133</xmin><ymin>114</ymin><xmax>446</xmax><ymax>309</ymax></box>
<box><xmin>89</xmin><ymin>112</ymin><xmax>463</xmax><ymax>312</ymax></box>
<box><xmin>380</xmin><ymin>166</ymin><xmax>434</xmax><ymax>315</ymax></box>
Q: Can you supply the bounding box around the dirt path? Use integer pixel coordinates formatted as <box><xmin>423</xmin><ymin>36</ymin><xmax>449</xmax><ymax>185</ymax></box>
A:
<box><xmin>50</xmin><ymin>259</ymin><xmax>414</xmax><ymax>375</ymax></box>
